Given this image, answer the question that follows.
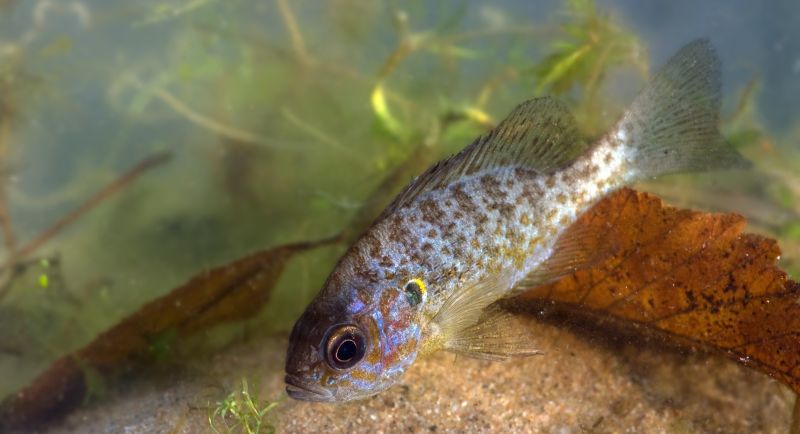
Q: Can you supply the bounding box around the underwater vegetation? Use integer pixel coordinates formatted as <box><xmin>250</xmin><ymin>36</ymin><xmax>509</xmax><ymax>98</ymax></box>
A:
<box><xmin>208</xmin><ymin>378</ymin><xmax>280</xmax><ymax>434</ymax></box>
<box><xmin>0</xmin><ymin>0</ymin><xmax>797</xmax><ymax>432</ymax></box>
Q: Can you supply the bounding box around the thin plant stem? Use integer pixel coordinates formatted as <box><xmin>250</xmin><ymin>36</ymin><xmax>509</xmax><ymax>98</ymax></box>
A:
<box><xmin>275</xmin><ymin>0</ymin><xmax>309</xmax><ymax>65</ymax></box>
<box><xmin>149</xmin><ymin>86</ymin><xmax>287</xmax><ymax>150</ymax></box>
<box><xmin>280</xmin><ymin>108</ymin><xmax>367</xmax><ymax>165</ymax></box>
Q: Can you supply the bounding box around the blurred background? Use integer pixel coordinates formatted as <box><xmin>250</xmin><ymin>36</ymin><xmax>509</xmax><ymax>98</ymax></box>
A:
<box><xmin>0</xmin><ymin>0</ymin><xmax>797</xmax><ymax>413</ymax></box>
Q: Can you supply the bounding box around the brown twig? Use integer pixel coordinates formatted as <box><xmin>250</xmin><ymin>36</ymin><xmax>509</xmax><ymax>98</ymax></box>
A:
<box><xmin>0</xmin><ymin>112</ymin><xmax>16</xmax><ymax>252</ymax></box>
<box><xmin>14</xmin><ymin>152</ymin><xmax>171</xmax><ymax>261</ymax></box>
<box><xmin>0</xmin><ymin>190</ymin><xmax>15</xmax><ymax>251</ymax></box>
<box><xmin>0</xmin><ymin>152</ymin><xmax>172</xmax><ymax>300</ymax></box>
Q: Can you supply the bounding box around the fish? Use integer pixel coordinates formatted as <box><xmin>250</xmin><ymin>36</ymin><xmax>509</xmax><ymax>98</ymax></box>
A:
<box><xmin>284</xmin><ymin>39</ymin><xmax>749</xmax><ymax>402</ymax></box>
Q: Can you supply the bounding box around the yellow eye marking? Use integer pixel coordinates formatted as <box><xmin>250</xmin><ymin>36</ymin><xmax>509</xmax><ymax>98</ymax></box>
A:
<box><xmin>410</xmin><ymin>278</ymin><xmax>426</xmax><ymax>295</ymax></box>
<box><xmin>404</xmin><ymin>278</ymin><xmax>427</xmax><ymax>307</ymax></box>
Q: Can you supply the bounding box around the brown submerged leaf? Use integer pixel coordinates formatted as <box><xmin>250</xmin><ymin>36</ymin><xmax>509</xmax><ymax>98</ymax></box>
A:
<box><xmin>516</xmin><ymin>188</ymin><xmax>800</xmax><ymax>393</ymax></box>
<box><xmin>0</xmin><ymin>238</ymin><xmax>336</xmax><ymax>430</ymax></box>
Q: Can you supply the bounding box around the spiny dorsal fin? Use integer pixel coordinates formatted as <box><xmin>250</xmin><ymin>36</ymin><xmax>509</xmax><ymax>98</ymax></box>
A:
<box><xmin>384</xmin><ymin>97</ymin><xmax>586</xmax><ymax>215</ymax></box>
<box><xmin>453</xmin><ymin>97</ymin><xmax>587</xmax><ymax>175</ymax></box>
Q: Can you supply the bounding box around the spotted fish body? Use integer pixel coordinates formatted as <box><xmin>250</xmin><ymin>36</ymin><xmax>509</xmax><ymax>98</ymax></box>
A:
<box><xmin>329</xmin><ymin>145</ymin><xmax>622</xmax><ymax>367</ymax></box>
<box><xmin>285</xmin><ymin>40</ymin><xmax>748</xmax><ymax>402</ymax></box>
<box><xmin>355</xmin><ymin>137</ymin><xmax>628</xmax><ymax>304</ymax></box>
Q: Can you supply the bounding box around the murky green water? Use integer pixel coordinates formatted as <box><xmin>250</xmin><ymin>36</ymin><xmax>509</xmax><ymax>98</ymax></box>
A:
<box><xmin>0</xmin><ymin>0</ymin><xmax>797</xmax><ymax>431</ymax></box>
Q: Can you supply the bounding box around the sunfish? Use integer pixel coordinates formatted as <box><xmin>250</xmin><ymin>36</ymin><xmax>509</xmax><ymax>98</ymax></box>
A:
<box><xmin>284</xmin><ymin>39</ymin><xmax>748</xmax><ymax>402</ymax></box>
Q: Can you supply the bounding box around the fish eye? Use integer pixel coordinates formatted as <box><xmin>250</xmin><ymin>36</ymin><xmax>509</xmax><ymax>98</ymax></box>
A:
<box><xmin>404</xmin><ymin>278</ymin><xmax>427</xmax><ymax>307</ymax></box>
<box><xmin>323</xmin><ymin>324</ymin><xmax>366</xmax><ymax>370</ymax></box>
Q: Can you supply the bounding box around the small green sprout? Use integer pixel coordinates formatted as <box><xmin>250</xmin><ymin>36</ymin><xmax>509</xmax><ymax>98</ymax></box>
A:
<box><xmin>208</xmin><ymin>378</ymin><xmax>279</xmax><ymax>434</ymax></box>
<box><xmin>38</xmin><ymin>258</ymin><xmax>50</xmax><ymax>288</ymax></box>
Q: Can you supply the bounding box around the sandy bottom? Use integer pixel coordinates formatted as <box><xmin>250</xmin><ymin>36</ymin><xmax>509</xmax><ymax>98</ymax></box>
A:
<box><xmin>35</xmin><ymin>316</ymin><xmax>794</xmax><ymax>434</ymax></box>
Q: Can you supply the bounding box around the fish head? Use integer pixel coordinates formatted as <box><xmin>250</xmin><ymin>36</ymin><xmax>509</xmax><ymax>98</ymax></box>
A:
<box><xmin>285</xmin><ymin>278</ymin><xmax>423</xmax><ymax>402</ymax></box>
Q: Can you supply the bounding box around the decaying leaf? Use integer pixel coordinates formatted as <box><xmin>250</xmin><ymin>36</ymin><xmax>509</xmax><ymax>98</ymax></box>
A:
<box><xmin>0</xmin><ymin>238</ymin><xmax>335</xmax><ymax>429</ymax></box>
<box><xmin>514</xmin><ymin>188</ymin><xmax>800</xmax><ymax>393</ymax></box>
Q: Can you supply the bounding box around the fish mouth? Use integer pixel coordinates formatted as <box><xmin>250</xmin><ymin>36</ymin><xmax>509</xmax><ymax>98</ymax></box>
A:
<box><xmin>284</xmin><ymin>374</ymin><xmax>334</xmax><ymax>402</ymax></box>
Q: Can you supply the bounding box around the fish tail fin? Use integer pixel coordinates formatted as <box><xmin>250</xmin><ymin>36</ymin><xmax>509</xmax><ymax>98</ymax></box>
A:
<box><xmin>615</xmin><ymin>39</ymin><xmax>750</xmax><ymax>181</ymax></box>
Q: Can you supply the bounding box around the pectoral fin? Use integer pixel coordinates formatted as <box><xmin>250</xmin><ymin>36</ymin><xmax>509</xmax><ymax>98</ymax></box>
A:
<box><xmin>428</xmin><ymin>271</ymin><xmax>541</xmax><ymax>359</ymax></box>
<box><xmin>443</xmin><ymin>305</ymin><xmax>542</xmax><ymax>360</ymax></box>
<box><xmin>430</xmin><ymin>271</ymin><xmax>514</xmax><ymax>344</ymax></box>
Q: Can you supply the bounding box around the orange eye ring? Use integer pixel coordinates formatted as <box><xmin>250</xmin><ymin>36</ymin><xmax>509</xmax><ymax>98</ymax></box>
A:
<box><xmin>323</xmin><ymin>324</ymin><xmax>366</xmax><ymax>370</ymax></box>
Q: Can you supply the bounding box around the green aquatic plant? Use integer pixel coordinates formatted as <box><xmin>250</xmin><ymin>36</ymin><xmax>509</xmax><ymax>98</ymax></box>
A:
<box><xmin>532</xmin><ymin>0</ymin><xmax>646</xmax><ymax>93</ymax></box>
<box><xmin>530</xmin><ymin>0</ymin><xmax>647</xmax><ymax>135</ymax></box>
<box><xmin>722</xmin><ymin>77</ymin><xmax>769</xmax><ymax>150</ymax></box>
<box><xmin>208</xmin><ymin>378</ymin><xmax>279</xmax><ymax>434</ymax></box>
